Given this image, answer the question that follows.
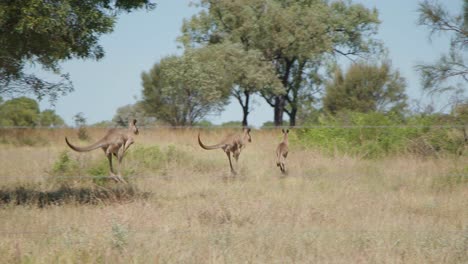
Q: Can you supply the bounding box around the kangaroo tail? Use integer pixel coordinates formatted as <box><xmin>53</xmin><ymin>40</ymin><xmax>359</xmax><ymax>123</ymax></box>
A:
<box><xmin>65</xmin><ymin>137</ymin><xmax>105</xmax><ymax>152</ymax></box>
<box><xmin>198</xmin><ymin>133</ymin><xmax>225</xmax><ymax>150</ymax></box>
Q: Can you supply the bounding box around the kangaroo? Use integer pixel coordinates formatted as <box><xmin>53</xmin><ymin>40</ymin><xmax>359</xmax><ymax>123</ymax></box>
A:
<box><xmin>65</xmin><ymin>119</ymin><xmax>139</xmax><ymax>183</ymax></box>
<box><xmin>198</xmin><ymin>128</ymin><xmax>252</xmax><ymax>175</ymax></box>
<box><xmin>276</xmin><ymin>129</ymin><xmax>289</xmax><ymax>173</ymax></box>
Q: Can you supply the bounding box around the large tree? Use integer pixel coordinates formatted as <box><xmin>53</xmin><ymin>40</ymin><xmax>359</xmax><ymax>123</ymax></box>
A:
<box><xmin>0</xmin><ymin>0</ymin><xmax>155</xmax><ymax>103</ymax></box>
<box><xmin>112</xmin><ymin>102</ymin><xmax>155</xmax><ymax>127</ymax></box>
<box><xmin>323</xmin><ymin>61</ymin><xmax>407</xmax><ymax>114</ymax></box>
<box><xmin>180</xmin><ymin>0</ymin><xmax>381</xmax><ymax>126</ymax></box>
<box><xmin>0</xmin><ymin>96</ymin><xmax>65</xmax><ymax>127</ymax></box>
<box><xmin>0</xmin><ymin>97</ymin><xmax>40</xmax><ymax>126</ymax></box>
<box><xmin>416</xmin><ymin>0</ymin><xmax>468</xmax><ymax>94</ymax></box>
<box><xmin>214</xmin><ymin>43</ymin><xmax>281</xmax><ymax>126</ymax></box>
<box><xmin>38</xmin><ymin>109</ymin><xmax>65</xmax><ymax>127</ymax></box>
<box><xmin>141</xmin><ymin>47</ymin><xmax>231</xmax><ymax>126</ymax></box>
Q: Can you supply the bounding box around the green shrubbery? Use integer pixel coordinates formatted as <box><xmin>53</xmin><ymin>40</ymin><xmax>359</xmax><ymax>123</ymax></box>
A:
<box><xmin>49</xmin><ymin>144</ymin><xmax>194</xmax><ymax>184</ymax></box>
<box><xmin>296</xmin><ymin>112</ymin><xmax>466</xmax><ymax>158</ymax></box>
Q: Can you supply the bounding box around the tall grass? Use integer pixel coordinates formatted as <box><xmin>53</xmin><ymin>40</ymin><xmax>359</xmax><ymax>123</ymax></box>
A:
<box><xmin>0</xmin><ymin>127</ymin><xmax>466</xmax><ymax>263</ymax></box>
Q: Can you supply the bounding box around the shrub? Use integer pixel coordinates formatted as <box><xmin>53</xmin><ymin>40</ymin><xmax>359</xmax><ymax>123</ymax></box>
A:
<box><xmin>51</xmin><ymin>151</ymin><xmax>80</xmax><ymax>176</ymax></box>
<box><xmin>297</xmin><ymin>112</ymin><xmax>466</xmax><ymax>158</ymax></box>
<box><xmin>48</xmin><ymin>144</ymin><xmax>195</xmax><ymax>184</ymax></box>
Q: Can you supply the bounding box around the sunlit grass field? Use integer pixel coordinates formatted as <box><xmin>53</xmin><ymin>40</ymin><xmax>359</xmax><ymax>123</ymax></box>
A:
<box><xmin>0</xmin><ymin>128</ymin><xmax>467</xmax><ymax>263</ymax></box>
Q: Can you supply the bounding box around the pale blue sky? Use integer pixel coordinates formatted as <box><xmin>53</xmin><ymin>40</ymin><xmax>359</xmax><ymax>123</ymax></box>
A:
<box><xmin>33</xmin><ymin>0</ymin><xmax>463</xmax><ymax>127</ymax></box>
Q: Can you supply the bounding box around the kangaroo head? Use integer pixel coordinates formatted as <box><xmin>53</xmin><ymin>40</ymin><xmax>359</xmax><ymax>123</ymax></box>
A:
<box><xmin>129</xmin><ymin>119</ymin><xmax>139</xmax><ymax>135</ymax></box>
<box><xmin>282</xmin><ymin>129</ymin><xmax>289</xmax><ymax>134</ymax></box>
<box><xmin>243</xmin><ymin>127</ymin><xmax>252</xmax><ymax>142</ymax></box>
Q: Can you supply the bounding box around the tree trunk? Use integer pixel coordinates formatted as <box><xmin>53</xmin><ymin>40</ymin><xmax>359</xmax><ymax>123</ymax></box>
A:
<box><xmin>233</xmin><ymin>88</ymin><xmax>251</xmax><ymax>127</ymax></box>
<box><xmin>242</xmin><ymin>90</ymin><xmax>250</xmax><ymax>127</ymax></box>
<box><xmin>274</xmin><ymin>95</ymin><xmax>285</xmax><ymax>126</ymax></box>
<box><xmin>242</xmin><ymin>108</ymin><xmax>249</xmax><ymax>127</ymax></box>
<box><xmin>289</xmin><ymin>107</ymin><xmax>297</xmax><ymax>127</ymax></box>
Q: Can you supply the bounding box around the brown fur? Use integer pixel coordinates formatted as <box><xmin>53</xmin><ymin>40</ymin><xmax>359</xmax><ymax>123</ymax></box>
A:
<box><xmin>65</xmin><ymin>119</ymin><xmax>139</xmax><ymax>183</ymax></box>
<box><xmin>198</xmin><ymin>128</ymin><xmax>252</xmax><ymax>175</ymax></box>
<box><xmin>276</xmin><ymin>129</ymin><xmax>289</xmax><ymax>173</ymax></box>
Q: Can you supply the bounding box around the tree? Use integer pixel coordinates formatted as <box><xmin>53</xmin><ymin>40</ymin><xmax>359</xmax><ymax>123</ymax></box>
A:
<box><xmin>180</xmin><ymin>0</ymin><xmax>381</xmax><ymax>126</ymax></box>
<box><xmin>141</xmin><ymin>48</ymin><xmax>231</xmax><ymax>126</ymax></box>
<box><xmin>92</xmin><ymin>120</ymin><xmax>114</xmax><ymax>128</ymax></box>
<box><xmin>416</xmin><ymin>0</ymin><xmax>468</xmax><ymax>94</ymax></box>
<box><xmin>0</xmin><ymin>0</ymin><xmax>155</xmax><ymax>103</ymax></box>
<box><xmin>0</xmin><ymin>97</ymin><xmax>66</xmax><ymax>127</ymax></box>
<box><xmin>73</xmin><ymin>112</ymin><xmax>89</xmax><ymax>140</ymax></box>
<box><xmin>221</xmin><ymin>121</ymin><xmax>243</xmax><ymax>127</ymax></box>
<box><xmin>38</xmin><ymin>109</ymin><xmax>65</xmax><ymax>127</ymax></box>
<box><xmin>211</xmin><ymin>43</ymin><xmax>281</xmax><ymax>126</ymax></box>
<box><xmin>0</xmin><ymin>97</ymin><xmax>40</xmax><ymax>126</ymax></box>
<box><xmin>323</xmin><ymin>61</ymin><xmax>407</xmax><ymax>114</ymax></box>
<box><xmin>112</xmin><ymin>102</ymin><xmax>155</xmax><ymax>127</ymax></box>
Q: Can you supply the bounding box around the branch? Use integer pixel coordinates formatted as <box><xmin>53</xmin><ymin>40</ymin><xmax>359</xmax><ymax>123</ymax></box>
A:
<box><xmin>232</xmin><ymin>88</ymin><xmax>246</xmax><ymax>108</ymax></box>
<box><xmin>418</xmin><ymin>0</ymin><xmax>468</xmax><ymax>38</ymax></box>
<box><xmin>260</xmin><ymin>91</ymin><xmax>276</xmax><ymax>107</ymax></box>
<box><xmin>0</xmin><ymin>73</ymin><xmax>73</xmax><ymax>104</ymax></box>
<box><xmin>333</xmin><ymin>48</ymin><xmax>359</xmax><ymax>63</ymax></box>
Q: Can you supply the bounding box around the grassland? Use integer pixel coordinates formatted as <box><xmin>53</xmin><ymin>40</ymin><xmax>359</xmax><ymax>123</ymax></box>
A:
<box><xmin>0</xmin><ymin>128</ymin><xmax>467</xmax><ymax>263</ymax></box>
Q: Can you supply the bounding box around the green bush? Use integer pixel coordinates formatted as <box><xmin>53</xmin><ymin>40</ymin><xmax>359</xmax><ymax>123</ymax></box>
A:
<box><xmin>48</xmin><ymin>144</ymin><xmax>194</xmax><ymax>184</ymax></box>
<box><xmin>51</xmin><ymin>151</ymin><xmax>80</xmax><ymax>176</ymax></box>
<box><xmin>296</xmin><ymin>112</ymin><xmax>466</xmax><ymax>158</ymax></box>
<box><xmin>127</xmin><ymin>145</ymin><xmax>165</xmax><ymax>170</ymax></box>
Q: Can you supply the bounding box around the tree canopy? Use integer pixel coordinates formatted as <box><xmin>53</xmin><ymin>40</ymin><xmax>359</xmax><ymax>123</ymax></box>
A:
<box><xmin>416</xmin><ymin>0</ymin><xmax>468</xmax><ymax>95</ymax></box>
<box><xmin>0</xmin><ymin>0</ymin><xmax>155</xmax><ymax>103</ymax></box>
<box><xmin>180</xmin><ymin>0</ymin><xmax>381</xmax><ymax>126</ymax></box>
<box><xmin>0</xmin><ymin>96</ymin><xmax>64</xmax><ymax>127</ymax></box>
<box><xmin>141</xmin><ymin>47</ymin><xmax>231</xmax><ymax>126</ymax></box>
<box><xmin>112</xmin><ymin>102</ymin><xmax>155</xmax><ymax>127</ymax></box>
<box><xmin>323</xmin><ymin>61</ymin><xmax>407</xmax><ymax>115</ymax></box>
<box><xmin>209</xmin><ymin>42</ymin><xmax>281</xmax><ymax>126</ymax></box>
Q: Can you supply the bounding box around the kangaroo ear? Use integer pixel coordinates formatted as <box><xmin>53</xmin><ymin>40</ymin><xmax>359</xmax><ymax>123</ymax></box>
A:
<box><xmin>247</xmin><ymin>128</ymin><xmax>251</xmax><ymax>133</ymax></box>
<box><xmin>133</xmin><ymin>119</ymin><xmax>137</xmax><ymax>125</ymax></box>
<box><xmin>282</xmin><ymin>129</ymin><xmax>285</xmax><ymax>133</ymax></box>
<box><xmin>286</xmin><ymin>129</ymin><xmax>289</xmax><ymax>133</ymax></box>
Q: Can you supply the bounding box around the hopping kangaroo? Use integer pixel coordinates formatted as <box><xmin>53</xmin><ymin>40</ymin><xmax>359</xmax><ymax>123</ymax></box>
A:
<box><xmin>276</xmin><ymin>129</ymin><xmax>289</xmax><ymax>173</ymax></box>
<box><xmin>198</xmin><ymin>128</ymin><xmax>252</xmax><ymax>175</ymax></box>
<box><xmin>65</xmin><ymin>119</ymin><xmax>139</xmax><ymax>183</ymax></box>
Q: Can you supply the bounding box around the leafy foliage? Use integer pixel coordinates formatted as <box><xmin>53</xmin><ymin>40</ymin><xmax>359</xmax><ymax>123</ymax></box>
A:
<box><xmin>323</xmin><ymin>61</ymin><xmax>407</xmax><ymax>115</ymax></box>
<box><xmin>180</xmin><ymin>0</ymin><xmax>381</xmax><ymax>126</ymax></box>
<box><xmin>0</xmin><ymin>96</ymin><xmax>65</xmax><ymax>127</ymax></box>
<box><xmin>112</xmin><ymin>102</ymin><xmax>155</xmax><ymax>127</ymax></box>
<box><xmin>51</xmin><ymin>151</ymin><xmax>80</xmax><ymax>177</ymax></box>
<box><xmin>215</xmin><ymin>42</ymin><xmax>282</xmax><ymax>126</ymax></box>
<box><xmin>220</xmin><ymin>121</ymin><xmax>243</xmax><ymax>127</ymax></box>
<box><xmin>0</xmin><ymin>0</ymin><xmax>155</xmax><ymax>102</ymax></box>
<box><xmin>38</xmin><ymin>109</ymin><xmax>65</xmax><ymax>127</ymax></box>
<box><xmin>195</xmin><ymin>120</ymin><xmax>214</xmax><ymax>127</ymax></box>
<box><xmin>49</xmin><ymin>144</ymin><xmax>195</xmax><ymax>181</ymax></box>
<box><xmin>297</xmin><ymin>112</ymin><xmax>467</xmax><ymax>158</ymax></box>
<box><xmin>73</xmin><ymin>112</ymin><xmax>89</xmax><ymax>140</ymax></box>
<box><xmin>141</xmin><ymin>47</ymin><xmax>231</xmax><ymax>126</ymax></box>
<box><xmin>0</xmin><ymin>97</ymin><xmax>40</xmax><ymax>126</ymax></box>
<box><xmin>416</xmin><ymin>0</ymin><xmax>468</xmax><ymax>94</ymax></box>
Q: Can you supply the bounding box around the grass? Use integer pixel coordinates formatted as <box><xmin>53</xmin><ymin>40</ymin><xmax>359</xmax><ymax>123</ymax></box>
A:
<box><xmin>0</xmin><ymin>127</ymin><xmax>466</xmax><ymax>263</ymax></box>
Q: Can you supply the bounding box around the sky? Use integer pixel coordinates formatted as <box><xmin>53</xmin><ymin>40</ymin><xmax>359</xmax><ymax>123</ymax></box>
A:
<box><xmin>31</xmin><ymin>0</ymin><xmax>464</xmax><ymax>127</ymax></box>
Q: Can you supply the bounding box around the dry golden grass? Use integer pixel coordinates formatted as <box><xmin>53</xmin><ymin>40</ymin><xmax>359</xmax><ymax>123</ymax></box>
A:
<box><xmin>0</xmin><ymin>128</ymin><xmax>467</xmax><ymax>263</ymax></box>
